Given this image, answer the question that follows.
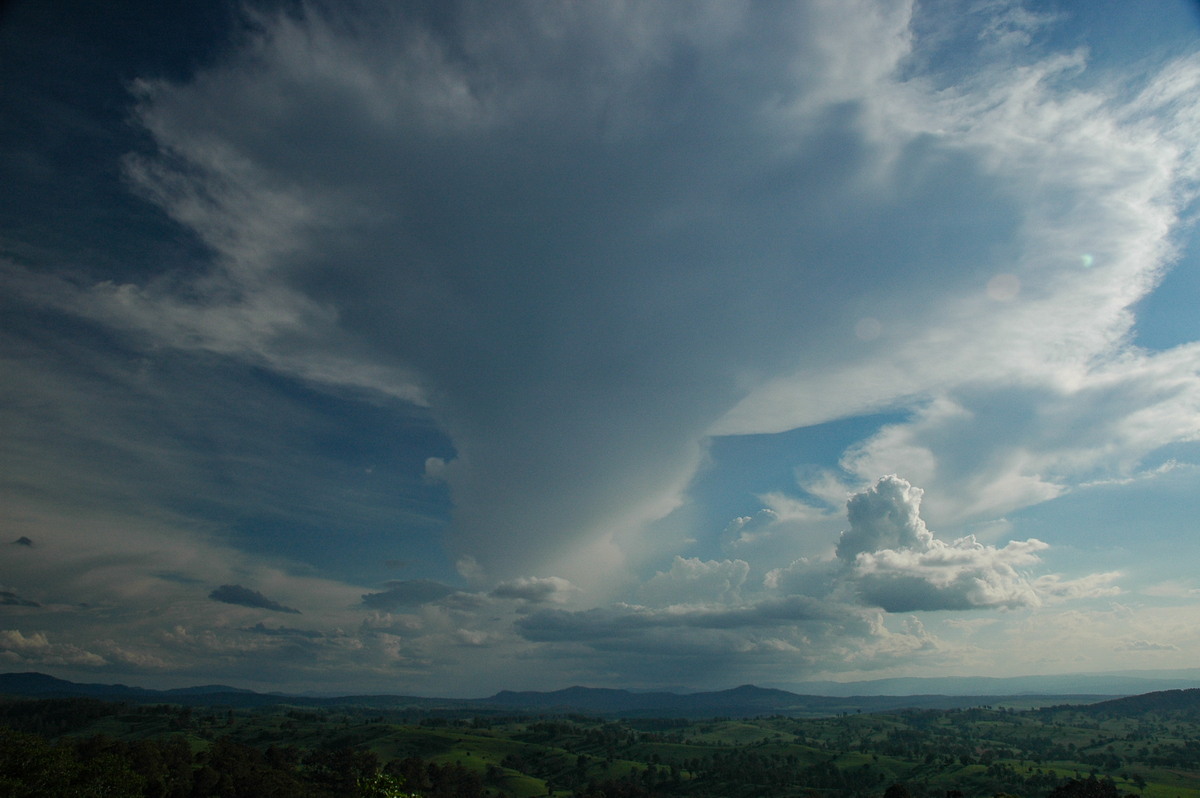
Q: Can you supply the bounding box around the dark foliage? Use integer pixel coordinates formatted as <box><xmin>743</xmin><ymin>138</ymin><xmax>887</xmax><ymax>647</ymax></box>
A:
<box><xmin>1048</xmin><ymin>776</ymin><xmax>1123</xmax><ymax>798</ymax></box>
<box><xmin>0</xmin><ymin>727</ymin><xmax>406</xmax><ymax>797</ymax></box>
<box><xmin>3</xmin><ymin>690</ymin><xmax>1199</xmax><ymax>798</ymax></box>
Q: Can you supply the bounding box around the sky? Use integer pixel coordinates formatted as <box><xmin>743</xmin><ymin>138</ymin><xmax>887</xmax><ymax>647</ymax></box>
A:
<box><xmin>3</xmin><ymin>0</ymin><xmax>1200</xmax><ymax>698</ymax></box>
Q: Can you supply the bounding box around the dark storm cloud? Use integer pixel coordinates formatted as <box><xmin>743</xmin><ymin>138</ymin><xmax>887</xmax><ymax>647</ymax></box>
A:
<box><xmin>79</xmin><ymin>1</ymin><xmax>1018</xmax><ymax>586</ymax></box>
<box><xmin>516</xmin><ymin>594</ymin><xmax>849</xmax><ymax>643</ymax></box>
<box><xmin>491</xmin><ymin>576</ymin><xmax>574</xmax><ymax>603</ymax></box>
<box><xmin>0</xmin><ymin>590</ymin><xmax>40</xmax><ymax>607</ymax></box>
<box><xmin>17</xmin><ymin>0</ymin><xmax>1200</xmax><ymax>602</ymax></box>
<box><xmin>361</xmin><ymin>579</ymin><xmax>456</xmax><ymax>609</ymax></box>
<box><xmin>209</xmin><ymin>584</ymin><xmax>301</xmax><ymax>614</ymax></box>
<box><xmin>242</xmin><ymin>622</ymin><xmax>324</xmax><ymax>639</ymax></box>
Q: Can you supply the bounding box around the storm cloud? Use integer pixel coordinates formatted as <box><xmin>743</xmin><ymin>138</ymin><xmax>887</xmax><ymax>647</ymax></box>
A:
<box><xmin>209</xmin><ymin>584</ymin><xmax>301</xmax><ymax>614</ymax></box>
<box><xmin>361</xmin><ymin>579</ymin><xmax>457</xmax><ymax>609</ymax></box>
<box><xmin>40</xmin><ymin>0</ymin><xmax>1195</xmax><ymax>594</ymax></box>
<box><xmin>491</xmin><ymin>576</ymin><xmax>575</xmax><ymax>604</ymax></box>
<box><xmin>0</xmin><ymin>590</ymin><xmax>40</xmax><ymax>608</ymax></box>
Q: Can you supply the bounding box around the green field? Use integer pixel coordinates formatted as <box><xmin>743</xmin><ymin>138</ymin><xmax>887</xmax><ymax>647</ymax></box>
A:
<box><xmin>3</xmin><ymin>693</ymin><xmax>1200</xmax><ymax>797</ymax></box>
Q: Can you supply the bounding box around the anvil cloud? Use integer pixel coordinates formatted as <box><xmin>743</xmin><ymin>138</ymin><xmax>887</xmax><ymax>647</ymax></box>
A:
<box><xmin>2</xmin><ymin>0</ymin><xmax>1200</xmax><ymax>694</ymax></box>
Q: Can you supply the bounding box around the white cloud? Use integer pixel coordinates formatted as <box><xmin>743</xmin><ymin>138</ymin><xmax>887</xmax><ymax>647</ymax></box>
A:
<box><xmin>851</xmin><ymin>538</ymin><xmax>1048</xmax><ymax>611</ymax></box>
<box><xmin>501</xmin><ymin>472</ymin><xmax>1127</xmax><ymax>685</ymax></box>
<box><xmin>831</xmin><ymin>476</ymin><xmax>1090</xmax><ymax>612</ymax></box>
<box><xmin>723</xmin><ymin>510</ymin><xmax>780</xmax><ymax>548</ymax></box>
<box><xmin>1034</xmin><ymin>572</ymin><xmax>1123</xmax><ymax>603</ymax></box>
<box><xmin>723</xmin><ymin>499</ymin><xmax>843</xmax><ymax>565</ymax></box>
<box><xmin>837</xmin><ymin>353</ymin><xmax>1200</xmax><ymax>528</ymax></box>
<box><xmin>836</xmin><ymin>475</ymin><xmax>935</xmax><ymax>561</ymax></box>
<box><xmin>712</xmin><ymin>41</ymin><xmax>1200</xmax><ymax>532</ymax></box>
<box><xmin>638</xmin><ymin>557</ymin><xmax>750</xmax><ymax>607</ymax></box>
<box><xmin>0</xmin><ymin>630</ymin><xmax>107</xmax><ymax>667</ymax></box>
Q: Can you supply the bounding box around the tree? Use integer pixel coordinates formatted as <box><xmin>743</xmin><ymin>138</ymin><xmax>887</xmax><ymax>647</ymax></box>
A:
<box><xmin>357</xmin><ymin>772</ymin><xmax>416</xmax><ymax>798</ymax></box>
<box><xmin>1049</xmin><ymin>776</ymin><xmax>1121</xmax><ymax>798</ymax></box>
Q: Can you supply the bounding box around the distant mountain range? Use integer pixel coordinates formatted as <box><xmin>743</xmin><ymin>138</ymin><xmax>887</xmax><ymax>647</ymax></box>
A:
<box><xmin>0</xmin><ymin>672</ymin><xmax>260</xmax><ymax>700</ymax></box>
<box><xmin>7</xmin><ymin>671</ymin><xmax>1192</xmax><ymax>718</ymax></box>
<box><xmin>777</xmin><ymin>670</ymin><xmax>1200</xmax><ymax>697</ymax></box>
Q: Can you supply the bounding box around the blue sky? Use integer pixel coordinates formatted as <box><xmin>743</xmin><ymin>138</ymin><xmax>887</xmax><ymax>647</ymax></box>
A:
<box><xmin>3</xmin><ymin>0</ymin><xmax>1200</xmax><ymax>697</ymax></box>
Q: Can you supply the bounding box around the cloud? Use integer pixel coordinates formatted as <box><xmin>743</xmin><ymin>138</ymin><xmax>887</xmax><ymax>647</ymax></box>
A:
<box><xmin>835</xmin><ymin>476</ymin><xmax>1049</xmax><ymax>611</ymax></box>
<box><xmin>505</xmin><ymin>471</ymin><xmax>1131</xmax><ymax>684</ymax></box>
<box><xmin>0</xmin><ymin>630</ymin><xmax>107</xmax><ymax>667</ymax></box>
<box><xmin>26</xmin><ymin>0</ymin><xmax>1198</xmax><ymax>593</ymax></box>
<box><xmin>491</xmin><ymin>576</ymin><xmax>575</xmax><ymax>604</ymax></box>
<box><xmin>837</xmin><ymin>365</ymin><xmax>1200</xmax><ymax>528</ymax></box>
<box><xmin>836</xmin><ymin>475</ymin><xmax>935</xmax><ymax>562</ymax></box>
<box><xmin>509</xmin><ymin>596</ymin><xmax>938</xmax><ymax>686</ymax></box>
<box><xmin>0</xmin><ymin>590</ymin><xmax>40</xmax><ymax>608</ymax></box>
<box><xmin>241</xmin><ymin>622</ymin><xmax>325</xmax><ymax>639</ymax></box>
<box><xmin>517</xmin><ymin>595</ymin><xmax>855</xmax><ymax>644</ymax></box>
<box><xmin>209</xmin><ymin>584</ymin><xmax>301</xmax><ymax>614</ymax></box>
<box><xmin>977</xmin><ymin>0</ymin><xmax>1060</xmax><ymax>50</ymax></box>
<box><xmin>723</xmin><ymin>510</ymin><xmax>781</xmax><ymax>548</ymax></box>
<box><xmin>361</xmin><ymin>579</ymin><xmax>457</xmax><ymax>609</ymax></box>
<box><xmin>638</xmin><ymin>557</ymin><xmax>750</xmax><ymax>607</ymax></box>
<box><xmin>851</xmin><ymin>542</ymin><xmax>1046</xmax><ymax>612</ymax></box>
<box><xmin>1115</xmin><ymin>639</ymin><xmax>1179</xmax><ymax>652</ymax></box>
<box><xmin>1034</xmin><ymin>572</ymin><xmax>1122</xmax><ymax>602</ymax></box>
<box><xmin>755</xmin><ymin>474</ymin><xmax>1109</xmax><ymax>615</ymax></box>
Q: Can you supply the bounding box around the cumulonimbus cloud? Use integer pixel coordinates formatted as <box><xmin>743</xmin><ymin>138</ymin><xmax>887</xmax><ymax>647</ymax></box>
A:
<box><xmin>18</xmin><ymin>0</ymin><xmax>1200</xmax><ymax>598</ymax></box>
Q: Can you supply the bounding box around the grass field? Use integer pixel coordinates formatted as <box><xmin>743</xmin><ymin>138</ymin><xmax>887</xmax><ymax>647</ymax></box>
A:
<box><xmin>6</xmin><ymin>694</ymin><xmax>1200</xmax><ymax>797</ymax></box>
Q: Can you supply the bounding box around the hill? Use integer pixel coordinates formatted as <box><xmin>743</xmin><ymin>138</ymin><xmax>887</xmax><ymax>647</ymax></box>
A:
<box><xmin>4</xmin><ymin>690</ymin><xmax>1200</xmax><ymax>798</ymax></box>
<box><xmin>0</xmin><ymin>672</ymin><xmax>1121</xmax><ymax>717</ymax></box>
<box><xmin>1080</xmin><ymin>688</ymin><xmax>1200</xmax><ymax>716</ymax></box>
